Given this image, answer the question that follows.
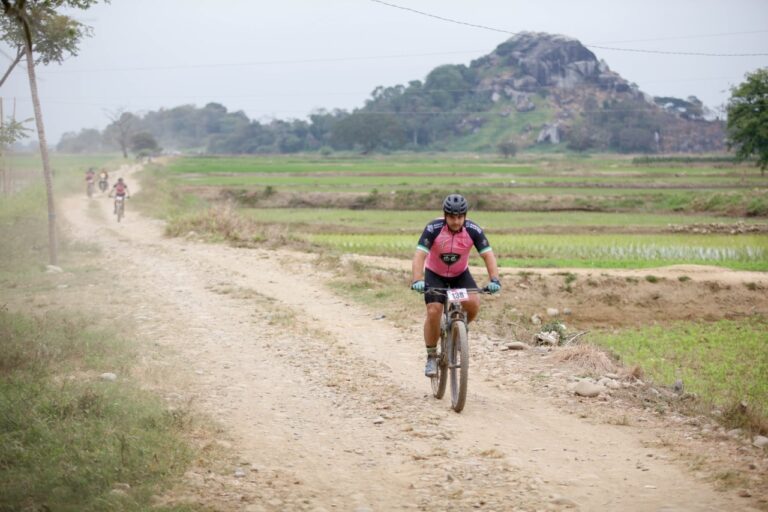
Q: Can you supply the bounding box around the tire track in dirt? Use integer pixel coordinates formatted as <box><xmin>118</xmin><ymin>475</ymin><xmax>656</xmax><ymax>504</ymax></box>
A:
<box><xmin>57</xmin><ymin>164</ymin><xmax>754</xmax><ymax>511</ymax></box>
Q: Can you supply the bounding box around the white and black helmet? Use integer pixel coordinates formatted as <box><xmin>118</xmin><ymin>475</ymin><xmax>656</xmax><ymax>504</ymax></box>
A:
<box><xmin>442</xmin><ymin>193</ymin><xmax>468</xmax><ymax>215</ymax></box>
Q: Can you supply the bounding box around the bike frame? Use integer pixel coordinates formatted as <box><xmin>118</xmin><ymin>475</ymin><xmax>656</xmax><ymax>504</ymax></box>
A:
<box><xmin>424</xmin><ymin>286</ymin><xmax>489</xmax><ymax>412</ymax></box>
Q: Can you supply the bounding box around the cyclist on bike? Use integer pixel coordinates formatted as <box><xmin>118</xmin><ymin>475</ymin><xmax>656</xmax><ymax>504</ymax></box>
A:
<box><xmin>85</xmin><ymin>167</ymin><xmax>96</xmax><ymax>194</ymax></box>
<box><xmin>108</xmin><ymin>177</ymin><xmax>130</xmax><ymax>213</ymax></box>
<box><xmin>98</xmin><ymin>169</ymin><xmax>109</xmax><ymax>191</ymax></box>
<box><xmin>411</xmin><ymin>193</ymin><xmax>501</xmax><ymax>377</ymax></box>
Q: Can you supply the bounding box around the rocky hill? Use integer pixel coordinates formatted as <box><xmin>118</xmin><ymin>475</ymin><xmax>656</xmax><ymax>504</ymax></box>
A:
<box><xmin>361</xmin><ymin>32</ymin><xmax>726</xmax><ymax>153</ymax></box>
<box><xmin>58</xmin><ymin>32</ymin><xmax>726</xmax><ymax>155</ymax></box>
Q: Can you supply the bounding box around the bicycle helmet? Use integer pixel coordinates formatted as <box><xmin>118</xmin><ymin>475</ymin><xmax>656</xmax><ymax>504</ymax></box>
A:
<box><xmin>442</xmin><ymin>194</ymin><xmax>468</xmax><ymax>215</ymax></box>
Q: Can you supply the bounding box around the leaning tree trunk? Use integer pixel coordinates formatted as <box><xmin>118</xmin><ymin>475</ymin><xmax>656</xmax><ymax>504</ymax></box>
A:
<box><xmin>24</xmin><ymin>42</ymin><xmax>58</xmax><ymax>265</ymax></box>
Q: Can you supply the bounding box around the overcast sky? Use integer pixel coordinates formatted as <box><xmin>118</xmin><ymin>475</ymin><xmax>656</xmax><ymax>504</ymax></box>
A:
<box><xmin>2</xmin><ymin>0</ymin><xmax>767</xmax><ymax>144</ymax></box>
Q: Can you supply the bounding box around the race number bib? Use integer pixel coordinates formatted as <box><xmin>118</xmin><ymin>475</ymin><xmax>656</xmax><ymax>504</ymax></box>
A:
<box><xmin>446</xmin><ymin>288</ymin><xmax>469</xmax><ymax>302</ymax></box>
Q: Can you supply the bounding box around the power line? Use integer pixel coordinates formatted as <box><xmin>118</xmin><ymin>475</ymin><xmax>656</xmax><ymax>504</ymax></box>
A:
<box><xmin>368</xmin><ymin>0</ymin><xmax>768</xmax><ymax>57</ymax></box>
<box><xmin>595</xmin><ymin>29</ymin><xmax>768</xmax><ymax>45</ymax></box>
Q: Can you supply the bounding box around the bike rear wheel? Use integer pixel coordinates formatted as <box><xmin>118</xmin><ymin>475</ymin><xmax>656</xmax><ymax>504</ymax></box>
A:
<box><xmin>430</xmin><ymin>330</ymin><xmax>448</xmax><ymax>399</ymax></box>
<box><xmin>116</xmin><ymin>202</ymin><xmax>124</xmax><ymax>222</ymax></box>
<box><xmin>449</xmin><ymin>320</ymin><xmax>469</xmax><ymax>412</ymax></box>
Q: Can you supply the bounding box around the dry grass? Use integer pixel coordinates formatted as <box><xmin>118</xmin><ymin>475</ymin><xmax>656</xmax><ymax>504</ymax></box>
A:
<box><xmin>552</xmin><ymin>343</ymin><xmax>617</xmax><ymax>376</ymax></box>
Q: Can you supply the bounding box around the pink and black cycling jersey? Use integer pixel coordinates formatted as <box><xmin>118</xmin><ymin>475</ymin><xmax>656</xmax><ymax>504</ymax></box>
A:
<box><xmin>417</xmin><ymin>218</ymin><xmax>492</xmax><ymax>278</ymax></box>
<box><xmin>112</xmin><ymin>182</ymin><xmax>127</xmax><ymax>196</ymax></box>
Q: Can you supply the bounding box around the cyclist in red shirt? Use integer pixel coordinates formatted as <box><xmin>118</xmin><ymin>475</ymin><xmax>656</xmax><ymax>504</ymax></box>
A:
<box><xmin>411</xmin><ymin>194</ymin><xmax>501</xmax><ymax>377</ymax></box>
<box><xmin>108</xmin><ymin>177</ymin><xmax>131</xmax><ymax>213</ymax></box>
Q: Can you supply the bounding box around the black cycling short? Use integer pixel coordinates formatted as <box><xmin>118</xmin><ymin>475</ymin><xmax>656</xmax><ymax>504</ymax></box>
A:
<box><xmin>424</xmin><ymin>268</ymin><xmax>478</xmax><ymax>304</ymax></box>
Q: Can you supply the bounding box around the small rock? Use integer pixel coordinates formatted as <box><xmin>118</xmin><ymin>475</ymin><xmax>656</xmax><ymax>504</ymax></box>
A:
<box><xmin>530</xmin><ymin>314</ymin><xmax>542</xmax><ymax>325</ymax></box>
<box><xmin>234</xmin><ymin>468</ymin><xmax>246</xmax><ymax>478</ymax></box>
<box><xmin>504</xmin><ymin>342</ymin><xmax>528</xmax><ymax>351</ymax></box>
<box><xmin>373</xmin><ymin>417</ymin><xmax>385</xmax><ymax>425</ymax></box>
<box><xmin>534</xmin><ymin>331</ymin><xmax>560</xmax><ymax>346</ymax></box>
<box><xmin>738</xmin><ymin>489</ymin><xmax>752</xmax><ymax>498</ymax></box>
<box><xmin>45</xmin><ymin>265</ymin><xmax>63</xmax><ymax>273</ymax></box>
<box><xmin>574</xmin><ymin>381</ymin><xmax>603</xmax><ymax>398</ymax></box>
<box><xmin>267</xmin><ymin>499</ymin><xmax>283</xmax><ymax>507</ymax></box>
<box><xmin>546</xmin><ymin>308</ymin><xmax>559</xmax><ymax>317</ymax></box>
<box><xmin>727</xmin><ymin>428</ymin><xmax>743</xmax><ymax>438</ymax></box>
<box><xmin>100</xmin><ymin>372</ymin><xmax>117</xmax><ymax>382</ymax></box>
<box><xmin>113</xmin><ymin>483</ymin><xmax>131</xmax><ymax>491</ymax></box>
<box><xmin>550</xmin><ymin>496</ymin><xmax>578</xmax><ymax>508</ymax></box>
<box><xmin>563</xmin><ymin>307</ymin><xmax>572</xmax><ymax>315</ymax></box>
<box><xmin>57</xmin><ymin>284</ymin><xmax>69</xmax><ymax>289</ymax></box>
<box><xmin>598</xmin><ymin>377</ymin><xmax>620</xmax><ymax>389</ymax></box>
<box><xmin>753</xmin><ymin>435</ymin><xmax>768</xmax><ymax>449</ymax></box>
<box><xmin>373</xmin><ymin>314</ymin><xmax>386</xmax><ymax>320</ymax></box>
<box><xmin>110</xmin><ymin>488</ymin><xmax>128</xmax><ymax>496</ymax></box>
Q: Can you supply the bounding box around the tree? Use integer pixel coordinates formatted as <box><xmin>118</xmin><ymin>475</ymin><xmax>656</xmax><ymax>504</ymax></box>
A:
<box><xmin>0</xmin><ymin>2</ymin><xmax>93</xmax><ymax>87</ymax></box>
<box><xmin>497</xmin><ymin>140</ymin><xmax>517</xmax><ymax>159</ymax></box>
<box><xmin>130</xmin><ymin>131</ymin><xmax>159</xmax><ymax>155</ymax></box>
<box><xmin>727</xmin><ymin>68</ymin><xmax>768</xmax><ymax>175</ymax></box>
<box><xmin>2</xmin><ymin>0</ymin><xmax>103</xmax><ymax>265</ymax></box>
<box><xmin>331</xmin><ymin>112</ymin><xmax>405</xmax><ymax>153</ymax></box>
<box><xmin>104</xmin><ymin>108</ymin><xmax>138</xmax><ymax>158</ymax></box>
<box><xmin>56</xmin><ymin>127</ymin><xmax>102</xmax><ymax>153</ymax></box>
<box><xmin>566</xmin><ymin>123</ymin><xmax>594</xmax><ymax>152</ymax></box>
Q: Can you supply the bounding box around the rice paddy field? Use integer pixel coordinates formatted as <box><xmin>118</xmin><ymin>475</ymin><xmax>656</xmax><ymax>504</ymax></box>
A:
<box><xmin>151</xmin><ymin>153</ymin><xmax>768</xmax><ymax>271</ymax></box>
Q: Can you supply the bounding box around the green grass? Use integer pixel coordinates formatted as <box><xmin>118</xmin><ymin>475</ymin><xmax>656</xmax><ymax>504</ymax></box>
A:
<box><xmin>156</xmin><ymin>154</ymin><xmax>768</xmax><ymax>217</ymax></box>
<box><xmin>591</xmin><ymin>319</ymin><xmax>768</xmax><ymax>432</ymax></box>
<box><xmin>0</xmin><ymin>160</ymin><xmax>201</xmax><ymax>511</ymax></box>
<box><xmin>306</xmin><ymin>232</ymin><xmax>768</xmax><ymax>271</ymax></box>
<box><xmin>240</xmin><ymin>208</ymin><xmax>767</xmax><ymax>231</ymax></box>
<box><xmin>7</xmin><ymin>153</ymin><xmax>123</xmax><ymax>195</ymax></box>
<box><xmin>0</xmin><ymin>309</ymin><xmax>195</xmax><ymax>512</ymax></box>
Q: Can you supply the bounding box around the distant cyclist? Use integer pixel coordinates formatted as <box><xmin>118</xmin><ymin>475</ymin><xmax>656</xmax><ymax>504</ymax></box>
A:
<box><xmin>108</xmin><ymin>177</ymin><xmax>130</xmax><ymax>213</ymax></box>
<box><xmin>98</xmin><ymin>168</ymin><xmax>109</xmax><ymax>193</ymax></box>
<box><xmin>85</xmin><ymin>167</ymin><xmax>96</xmax><ymax>197</ymax></box>
<box><xmin>411</xmin><ymin>194</ymin><xmax>501</xmax><ymax>377</ymax></box>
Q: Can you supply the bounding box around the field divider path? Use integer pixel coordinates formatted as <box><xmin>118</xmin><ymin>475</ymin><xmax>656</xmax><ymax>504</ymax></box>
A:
<box><xmin>55</xmin><ymin>163</ymin><xmax>750</xmax><ymax>511</ymax></box>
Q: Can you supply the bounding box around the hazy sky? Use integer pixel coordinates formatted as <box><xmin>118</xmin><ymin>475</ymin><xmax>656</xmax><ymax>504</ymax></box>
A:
<box><xmin>2</xmin><ymin>0</ymin><xmax>767</xmax><ymax>144</ymax></box>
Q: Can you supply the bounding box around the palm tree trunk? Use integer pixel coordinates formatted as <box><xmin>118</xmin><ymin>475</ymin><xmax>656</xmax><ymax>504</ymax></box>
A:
<box><xmin>24</xmin><ymin>41</ymin><xmax>58</xmax><ymax>265</ymax></box>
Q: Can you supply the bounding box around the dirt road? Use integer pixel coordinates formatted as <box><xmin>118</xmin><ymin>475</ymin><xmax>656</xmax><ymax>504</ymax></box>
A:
<box><xmin>59</xmin><ymin>165</ymin><xmax>760</xmax><ymax>511</ymax></box>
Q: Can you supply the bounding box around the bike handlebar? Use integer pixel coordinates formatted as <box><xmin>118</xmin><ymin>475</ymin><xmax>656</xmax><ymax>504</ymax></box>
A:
<box><xmin>420</xmin><ymin>286</ymin><xmax>493</xmax><ymax>295</ymax></box>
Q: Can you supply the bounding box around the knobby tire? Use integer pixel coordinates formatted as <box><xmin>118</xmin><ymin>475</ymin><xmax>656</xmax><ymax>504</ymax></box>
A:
<box><xmin>431</xmin><ymin>328</ymin><xmax>448</xmax><ymax>399</ymax></box>
<box><xmin>449</xmin><ymin>320</ymin><xmax>469</xmax><ymax>413</ymax></box>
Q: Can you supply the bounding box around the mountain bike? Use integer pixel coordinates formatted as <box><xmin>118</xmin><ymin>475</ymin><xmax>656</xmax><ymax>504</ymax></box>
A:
<box><xmin>424</xmin><ymin>286</ymin><xmax>490</xmax><ymax>413</ymax></box>
<box><xmin>98</xmin><ymin>178</ymin><xmax>108</xmax><ymax>193</ymax></box>
<box><xmin>114</xmin><ymin>196</ymin><xmax>126</xmax><ymax>222</ymax></box>
<box><xmin>86</xmin><ymin>181</ymin><xmax>94</xmax><ymax>198</ymax></box>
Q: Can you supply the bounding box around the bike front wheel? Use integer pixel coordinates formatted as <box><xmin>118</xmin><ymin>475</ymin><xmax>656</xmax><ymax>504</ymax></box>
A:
<box><xmin>431</xmin><ymin>332</ymin><xmax>448</xmax><ymax>399</ymax></box>
<box><xmin>449</xmin><ymin>320</ymin><xmax>469</xmax><ymax>413</ymax></box>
